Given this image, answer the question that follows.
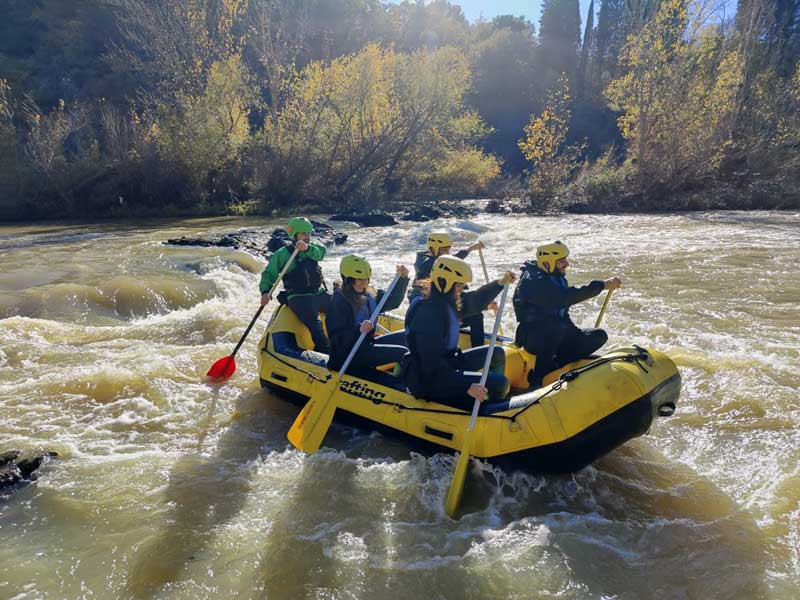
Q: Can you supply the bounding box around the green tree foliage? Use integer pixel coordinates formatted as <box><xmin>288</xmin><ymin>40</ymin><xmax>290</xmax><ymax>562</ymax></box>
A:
<box><xmin>258</xmin><ymin>43</ymin><xmax>498</xmax><ymax>210</ymax></box>
<box><xmin>606</xmin><ymin>0</ymin><xmax>743</xmax><ymax>190</ymax></box>
<box><xmin>0</xmin><ymin>0</ymin><xmax>798</xmax><ymax>218</ymax></box>
<box><xmin>149</xmin><ymin>55</ymin><xmax>256</xmax><ymax>200</ymax></box>
<box><xmin>577</xmin><ymin>0</ymin><xmax>595</xmax><ymax>96</ymax></box>
<box><xmin>593</xmin><ymin>0</ymin><xmax>627</xmax><ymax>93</ymax></box>
<box><xmin>518</xmin><ymin>76</ymin><xmax>583</xmax><ymax>208</ymax></box>
<box><xmin>468</xmin><ymin>21</ymin><xmax>540</xmax><ymax>171</ymax></box>
<box><xmin>538</xmin><ymin>0</ymin><xmax>582</xmax><ymax>88</ymax></box>
<box><xmin>386</xmin><ymin>0</ymin><xmax>471</xmax><ymax>51</ymax></box>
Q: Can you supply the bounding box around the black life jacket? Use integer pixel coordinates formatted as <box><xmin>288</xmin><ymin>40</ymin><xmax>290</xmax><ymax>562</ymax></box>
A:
<box><xmin>402</xmin><ymin>295</ymin><xmax>461</xmax><ymax>391</ymax></box>
<box><xmin>513</xmin><ymin>262</ymin><xmax>568</xmax><ymax>323</ymax></box>
<box><xmin>283</xmin><ymin>255</ymin><xmax>325</xmax><ymax>294</ymax></box>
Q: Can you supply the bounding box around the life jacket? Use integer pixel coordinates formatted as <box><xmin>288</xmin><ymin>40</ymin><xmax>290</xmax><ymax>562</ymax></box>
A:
<box><xmin>404</xmin><ymin>296</ymin><xmax>460</xmax><ymax>368</ymax></box>
<box><xmin>513</xmin><ymin>261</ymin><xmax>568</xmax><ymax>323</ymax></box>
<box><xmin>282</xmin><ymin>252</ymin><xmax>325</xmax><ymax>295</ymax></box>
<box><xmin>413</xmin><ymin>251</ymin><xmax>436</xmax><ymax>281</ymax></box>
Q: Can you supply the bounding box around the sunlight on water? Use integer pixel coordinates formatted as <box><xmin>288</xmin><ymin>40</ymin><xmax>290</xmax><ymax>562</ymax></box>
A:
<box><xmin>1</xmin><ymin>211</ymin><xmax>798</xmax><ymax>599</ymax></box>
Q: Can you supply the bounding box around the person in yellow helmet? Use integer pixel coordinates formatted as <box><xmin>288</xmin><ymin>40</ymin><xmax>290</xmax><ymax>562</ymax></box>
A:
<box><xmin>326</xmin><ymin>255</ymin><xmax>410</xmax><ymax>384</ymax></box>
<box><xmin>409</xmin><ymin>232</ymin><xmax>488</xmax><ymax>348</ymax></box>
<box><xmin>512</xmin><ymin>240</ymin><xmax>622</xmax><ymax>389</ymax></box>
<box><xmin>403</xmin><ymin>255</ymin><xmax>516</xmax><ymax>407</ymax></box>
<box><xmin>259</xmin><ymin>217</ymin><xmax>331</xmax><ymax>352</ymax></box>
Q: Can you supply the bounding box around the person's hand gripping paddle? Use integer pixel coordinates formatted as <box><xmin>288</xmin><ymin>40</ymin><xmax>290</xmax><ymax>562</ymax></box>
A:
<box><xmin>444</xmin><ymin>281</ymin><xmax>510</xmax><ymax>517</ymax></box>
<box><xmin>206</xmin><ymin>247</ymin><xmax>301</xmax><ymax>382</ymax></box>
<box><xmin>287</xmin><ymin>273</ymin><xmax>402</xmax><ymax>453</ymax></box>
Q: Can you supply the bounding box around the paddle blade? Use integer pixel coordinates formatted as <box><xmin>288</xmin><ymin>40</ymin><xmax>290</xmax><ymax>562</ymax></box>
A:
<box><xmin>287</xmin><ymin>380</ymin><xmax>338</xmax><ymax>453</ymax></box>
<box><xmin>444</xmin><ymin>440</ymin><xmax>472</xmax><ymax>517</ymax></box>
<box><xmin>207</xmin><ymin>355</ymin><xmax>236</xmax><ymax>381</ymax></box>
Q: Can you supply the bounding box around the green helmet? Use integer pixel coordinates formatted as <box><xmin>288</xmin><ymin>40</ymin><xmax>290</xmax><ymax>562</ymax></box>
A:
<box><xmin>340</xmin><ymin>254</ymin><xmax>372</xmax><ymax>279</ymax></box>
<box><xmin>536</xmin><ymin>240</ymin><xmax>569</xmax><ymax>273</ymax></box>
<box><xmin>287</xmin><ymin>217</ymin><xmax>314</xmax><ymax>237</ymax></box>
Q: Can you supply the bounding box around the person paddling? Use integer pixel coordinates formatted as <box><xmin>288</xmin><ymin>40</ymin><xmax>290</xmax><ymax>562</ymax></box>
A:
<box><xmin>403</xmin><ymin>255</ymin><xmax>516</xmax><ymax>407</ymax></box>
<box><xmin>409</xmin><ymin>232</ymin><xmax>489</xmax><ymax>347</ymax></box>
<box><xmin>513</xmin><ymin>240</ymin><xmax>622</xmax><ymax>390</ymax></box>
<box><xmin>326</xmin><ymin>255</ymin><xmax>410</xmax><ymax>384</ymax></box>
<box><xmin>260</xmin><ymin>217</ymin><xmax>331</xmax><ymax>352</ymax></box>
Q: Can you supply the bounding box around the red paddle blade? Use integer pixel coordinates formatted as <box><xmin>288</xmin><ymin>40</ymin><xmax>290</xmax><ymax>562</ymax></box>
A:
<box><xmin>207</xmin><ymin>355</ymin><xmax>236</xmax><ymax>381</ymax></box>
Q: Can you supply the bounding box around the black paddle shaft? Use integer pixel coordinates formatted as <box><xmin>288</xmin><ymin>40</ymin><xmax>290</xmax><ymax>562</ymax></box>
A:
<box><xmin>230</xmin><ymin>304</ymin><xmax>266</xmax><ymax>358</ymax></box>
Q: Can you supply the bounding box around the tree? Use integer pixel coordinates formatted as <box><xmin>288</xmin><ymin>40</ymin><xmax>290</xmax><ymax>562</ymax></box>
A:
<box><xmin>518</xmin><ymin>76</ymin><xmax>582</xmax><ymax>208</ymax></box>
<box><xmin>469</xmin><ymin>26</ymin><xmax>540</xmax><ymax>171</ymax></box>
<box><xmin>258</xmin><ymin>44</ymin><xmax>498</xmax><ymax>209</ymax></box>
<box><xmin>578</xmin><ymin>0</ymin><xmax>595</xmax><ymax>95</ymax></box>
<box><xmin>606</xmin><ymin>0</ymin><xmax>742</xmax><ymax>190</ymax></box>
<box><xmin>149</xmin><ymin>55</ymin><xmax>256</xmax><ymax>201</ymax></box>
<box><xmin>592</xmin><ymin>0</ymin><xmax>627</xmax><ymax>92</ymax></box>
<box><xmin>537</xmin><ymin>0</ymin><xmax>582</xmax><ymax>88</ymax></box>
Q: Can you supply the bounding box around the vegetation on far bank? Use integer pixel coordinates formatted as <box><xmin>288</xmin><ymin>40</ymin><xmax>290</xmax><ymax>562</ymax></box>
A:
<box><xmin>0</xmin><ymin>0</ymin><xmax>798</xmax><ymax>221</ymax></box>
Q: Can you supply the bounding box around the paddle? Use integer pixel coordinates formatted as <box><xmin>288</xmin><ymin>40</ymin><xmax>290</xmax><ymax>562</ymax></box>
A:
<box><xmin>287</xmin><ymin>273</ymin><xmax>403</xmax><ymax>453</ymax></box>
<box><xmin>444</xmin><ymin>282</ymin><xmax>510</xmax><ymax>518</ymax></box>
<box><xmin>594</xmin><ymin>289</ymin><xmax>614</xmax><ymax>328</ymax></box>
<box><xmin>477</xmin><ymin>246</ymin><xmax>504</xmax><ymax>336</ymax></box>
<box><xmin>206</xmin><ymin>246</ymin><xmax>301</xmax><ymax>381</ymax></box>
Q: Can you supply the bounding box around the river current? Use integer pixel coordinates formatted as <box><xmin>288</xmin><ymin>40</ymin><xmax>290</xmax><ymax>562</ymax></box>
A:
<box><xmin>0</xmin><ymin>211</ymin><xmax>798</xmax><ymax>599</ymax></box>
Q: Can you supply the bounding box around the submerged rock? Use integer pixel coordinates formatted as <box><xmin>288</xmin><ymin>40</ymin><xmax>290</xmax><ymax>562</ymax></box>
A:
<box><xmin>164</xmin><ymin>220</ymin><xmax>347</xmax><ymax>258</ymax></box>
<box><xmin>0</xmin><ymin>449</ymin><xmax>58</xmax><ymax>491</ymax></box>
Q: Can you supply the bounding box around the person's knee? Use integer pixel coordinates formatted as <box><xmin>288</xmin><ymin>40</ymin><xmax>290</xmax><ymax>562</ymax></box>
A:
<box><xmin>489</xmin><ymin>347</ymin><xmax>505</xmax><ymax>375</ymax></box>
<box><xmin>487</xmin><ymin>373</ymin><xmax>510</xmax><ymax>400</ymax></box>
<box><xmin>589</xmin><ymin>328</ymin><xmax>608</xmax><ymax>351</ymax></box>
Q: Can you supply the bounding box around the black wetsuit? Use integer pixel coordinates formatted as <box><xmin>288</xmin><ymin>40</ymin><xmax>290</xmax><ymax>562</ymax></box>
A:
<box><xmin>408</xmin><ymin>249</ymin><xmax>486</xmax><ymax>347</ymax></box>
<box><xmin>513</xmin><ymin>262</ymin><xmax>607</xmax><ymax>386</ymax></box>
<box><xmin>403</xmin><ymin>284</ymin><xmax>509</xmax><ymax>407</ymax></box>
<box><xmin>326</xmin><ymin>277</ymin><xmax>409</xmax><ymax>385</ymax></box>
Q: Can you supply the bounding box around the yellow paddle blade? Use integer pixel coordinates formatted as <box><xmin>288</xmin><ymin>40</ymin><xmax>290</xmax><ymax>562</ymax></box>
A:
<box><xmin>444</xmin><ymin>437</ymin><xmax>473</xmax><ymax>517</ymax></box>
<box><xmin>287</xmin><ymin>379</ymin><xmax>338</xmax><ymax>453</ymax></box>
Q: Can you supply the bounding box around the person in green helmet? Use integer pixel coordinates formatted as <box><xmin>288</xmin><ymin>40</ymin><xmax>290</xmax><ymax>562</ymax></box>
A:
<box><xmin>260</xmin><ymin>217</ymin><xmax>331</xmax><ymax>352</ymax></box>
<box><xmin>326</xmin><ymin>255</ymin><xmax>410</xmax><ymax>385</ymax></box>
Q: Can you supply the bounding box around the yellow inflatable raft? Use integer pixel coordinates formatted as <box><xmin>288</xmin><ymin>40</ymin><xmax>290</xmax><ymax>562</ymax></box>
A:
<box><xmin>257</xmin><ymin>306</ymin><xmax>680</xmax><ymax>473</ymax></box>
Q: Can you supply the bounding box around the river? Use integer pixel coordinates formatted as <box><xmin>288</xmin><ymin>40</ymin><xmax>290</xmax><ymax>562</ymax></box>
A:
<box><xmin>1</xmin><ymin>211</ymin><xmax>798</xmax><ymax>599</ymax></box>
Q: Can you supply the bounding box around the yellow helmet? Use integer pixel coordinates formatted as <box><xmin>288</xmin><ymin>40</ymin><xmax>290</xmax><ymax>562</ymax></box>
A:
<box><xmin>427</xmin><ymin>232</ymin><xmax>452</xmax><ymax>254</ymax></box>
<box><xmin>431</xmin><ymin>255</ymin><xmax>472</xmax><ymax>294</ymax></box>
<box><xmin>536</xmin><ymin>240</ymin><xmax>569</xmax><ymax>273</ymax></box>
<box><xmin>339</xmin><ymin>254</ymin><xmax>372</xmax><ymax>279</ymax></box>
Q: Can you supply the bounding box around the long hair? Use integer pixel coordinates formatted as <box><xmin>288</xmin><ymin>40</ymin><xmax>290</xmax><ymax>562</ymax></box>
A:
<box><xmin>340</xmin><ymin>276</ymin><xmax>375</xmax><ymax>310</ymax></box>
<box><xmin>417</xmin><ymin>278</ymin><xmax>463</xmax><ymax>313</ymax></box>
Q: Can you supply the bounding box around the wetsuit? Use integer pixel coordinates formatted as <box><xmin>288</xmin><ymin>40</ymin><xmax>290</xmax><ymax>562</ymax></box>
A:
<box><xmin>408</xmin><ymin>248</ymin><xmax>485</xmax><ymax>347</ymax></box>
<box><xmin>260</xmin><ymin>241</ymin><xmax>331</xmax><ymax>352</ymax></box>
<box><xmin>513</xmin><ymin>261</ymin><xmax>607</xmax><ymax>386</ymax></box>
<box><xmin>326</xmin><ymin>276</ymin><xmax>409</xmax><ymax>385</ymax></box>
<box><xmin>403</xmin><ymin>285</ymin><xmax>509</xmax><ymax>408</ymax></box>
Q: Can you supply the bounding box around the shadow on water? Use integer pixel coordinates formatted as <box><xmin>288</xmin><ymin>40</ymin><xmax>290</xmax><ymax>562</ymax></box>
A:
<box><xmin>125</xmin><ymin>385</ymin><xmax>284</xmax><ymax>598</ymax></box>
<box><xmin>124</xmin><ymin>382</ymin><xmax>772</xmax><ymax>600</ymax></box>
<box><xmin>240</xmin><ymin>456</ymin><xmax>343</xmax><ymax>598</ymax></box>
<box><xmin>459</xmin><ymin>440</ymin><xmax>771</xmax><ymax>600</ymax></box>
